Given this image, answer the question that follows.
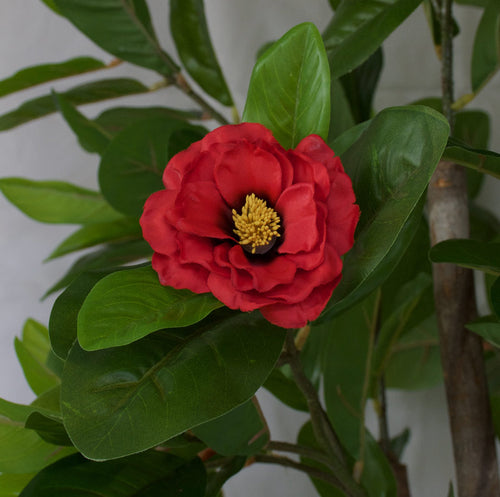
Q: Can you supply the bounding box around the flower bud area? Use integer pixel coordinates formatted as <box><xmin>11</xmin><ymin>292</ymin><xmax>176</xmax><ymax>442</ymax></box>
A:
<box><xmin>232</xmin><ymin>193</ymin><xmax>281</xmax><ymax>255</ymax></box>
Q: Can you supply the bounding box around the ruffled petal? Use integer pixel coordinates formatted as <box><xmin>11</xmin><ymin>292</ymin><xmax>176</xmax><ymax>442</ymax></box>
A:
<box><xmin>276</xmin><ymin>184</ymin><xmax>318</xmax><ymax>254</ymax></box>
<box><xmin>214</xmin><ymin>142</ymin><xmax>283</xmax><ymax>207</ymax></box>
<box><xmin>295</xmin><ymin>134</ymin><xmax>343</xmax><ymax>174</ymax></box>
<box><xmin>260</xmin><ymin>281</ymin><xmax>338</xmax><ymax>328</ymax></box>
<box><xmin>287</xmin><ymin>149</ymin><xmax>330</xmax><ymax>201</ymax></box>
<box><xmin>200</xmin><ymin>122</ymin><xmax>281</xmax><ymax>150</ymax></box>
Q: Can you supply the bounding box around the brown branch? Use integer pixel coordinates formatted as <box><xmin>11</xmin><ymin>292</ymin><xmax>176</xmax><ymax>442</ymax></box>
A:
<box><xmin>426</xmin><ymin>1</ymin><xmax>500</xmax><ymax>495</ymax></box>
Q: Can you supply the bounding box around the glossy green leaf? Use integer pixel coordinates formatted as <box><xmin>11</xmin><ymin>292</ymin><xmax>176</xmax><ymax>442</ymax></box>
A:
<box><xmin>94</xmin><ymin>106</ymin><xmax>204</xmax><ymax>136</ymax></box>
<box><xmin>297</xmin><ymin>422</ymin><xmax>346</xmax><ymax>497</ymax></box>
<box><xmin>322</xmin><ymin>291</ymin><xmax>397</xmax><ymax>497</ymax></box>
<box><xmin>25</xmin><ymin>412</ymin><xmax>71</xmax><ymax>447</ymax></box>
<box><xmin>19</xmin><ymin>452</ymin><xmax>206</xmax><ymax>497</ymax></box>
<box><xmin>323</xmin><ymin>0</ymin><xmax>422</xmax><ymax>79</ymax></box>
<box><xmin>263</xmin><ymin>367</ymin><xmax>308</xmax><ymax>412</ymax></box>
<box><xmin>385</xmin><ymin>314</ymin><xmax>442</xmax><ymax>390</ymax></box>
<box><xmin>322</xmin><ymin>105</ymin><xmax>449</xmax><ymax>319</ymax></box>
<box><xmin>46</xmin><ymin>218</ymin><xmax>141</xmax><ymax>260</ymax></box>
<box><xmin>53</xmin><ymin>91</ymin><xmax>111</xmax><ymax>154</ymax></box>
<box><xmin>0</xmin><ymin>473</ymin><xmax>34</xmax><ymax>497</ymax></box>
<box><xmin>339</xmin><ymin>47</ymin><xmax>383</xmax><ymax>123</ymax></box>
<box><xmin>0</xmin><ymin>178</ymin><xmax>121</xmax><ymax>225</ymax></box>
<box><xmin>62</xmin><ymin>311</ymin><xmax>285</xmax><ymax>460</ymax></box>
<box><xmin>0</xmin><ymin>78</ymin><xmax>148</xmax><ymax>132</ymax></box>
<box><xmin>328</xmin><ymin>78</ymin><xmax>355</xmax><ymax>144</ymax></box>
<box><xmin>243</xmin><ymin>22</ymin><xmax>330</xmax><ymax>148</ymax></box>
<box><xmin>99</xmin><ymin>117</ymin><xmax>205</xmax><ymax>217</ymax></box>
<box><xmin>429</xmin><ymin>239</ymin><xmax>500</xmax><ymax>275</ymax></box>
<box><xmin>442</xmin><ymin>138</ymin><xmax>500</xmax><ymax>180</ymax></box>
<box><xmin>14</xmin><ymin>320</ymin><xmax>60</xmax><ymax>396</ymax></box>
<box><xmin>330</xmin><ymin>119</ymin><xmax>370</xmax><ymax>155</ymax></box>
<box><xmin>466</xmin><ymin>316</ymin><xmax>500</xmax><ymax>348</ymax></box>
<box><xmin>78</xmin><ymin>265</ymin><xmax>223</xmax><ymax>350</ymax></box>
<box><xmin>53</xmin><ymin>0</ymin><xmax>178</xmax><ymax>76</ymax></box>
<box><xmin>170</xmin><ymin>0</ymin><xmax>233</xmax><ymax>106</ymax></box>
<box><xmin>192</xmin><ymin>399</ymin><xmax>268</xmax><ymax>456</ymax></box>
<box><xmin>0</xmin><ymin>57</ymin><xmax>105</xmax><ymax>98</ymax></box>
<box><xmin>471</xmin><ymin>0</ymin><xmax>500</xmax><ymax>92</ymax></box>
<box><xmin>43</xmin><ymin>240</ymin><xmax>152</xmax><ymax>297</ymax></box>
<box><xmin>49</xmin><ymin>270</ymin><xmax>116</xmax><ymax>359</ymax></box>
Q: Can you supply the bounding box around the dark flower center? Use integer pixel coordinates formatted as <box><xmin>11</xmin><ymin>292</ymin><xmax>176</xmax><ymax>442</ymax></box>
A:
<box><xmin>232</xmin><ymin>193</ymin><xmax>281</xmax><ymax>255</ymax></box>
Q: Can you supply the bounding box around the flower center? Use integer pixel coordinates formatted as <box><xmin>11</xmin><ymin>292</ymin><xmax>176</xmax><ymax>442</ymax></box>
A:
<box><xmin>232</xmin><ymin>193</ymin><xmax>281</xmax><ymax>254</ymax></box>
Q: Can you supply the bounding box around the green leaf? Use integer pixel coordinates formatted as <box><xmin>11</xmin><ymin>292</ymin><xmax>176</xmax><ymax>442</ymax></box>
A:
<box><xmin>94</xmin><ymin>106</ymin><xmax>204</xmax><ymax>136</ymax></box>
<box><xmin>19</xmin><ymin>452</ymin><xmax>206</xmax><ymax>497</ymax></box>
<box><xmin>61</xmin><ymin>311</ymin><xmax>285</xmax><ymax>460</ymax></box>
<box><xmin>339</xmin><ymin>47</ymin><xmax>383</xmax><ymax>123</ymax></box>
<box><xmin>192</xmin><ymin>399</ymin><xmax>268</xmax><ymax>456</ymax></box>
<box><xmin>466</xmin><ymin>316</ymin><xmax>500</xmax><ymax>348</ymax></box>
<box><xmin>390</xmin><ymin>428</ymin><xmax>410</xmax><ymax>459</ymax></box>
<box><xmin>25</xmin><ymin>413</ymin><xmax>72</xmax><ymax>447</ymax></box>
<box><xmin>447</xmin><ymin>482</ymin><xmax>455</xmax><ymax>497</ymax></box>
<box><xmin>43</xmin><ymin>240</ymin><xmax>152</xmax><ymax>297</ymax></box>
<box><xmin>40</xmin><ymin>0</ymin><xmax>62</xmax><ymax>14</ymax></box>
<box><xmin>170</xmin><ymin>0</ymin><xmax>233</xmax><ymax>106</ymax></box>
<box><xmin>98</xmin><ymin>117</ymin><xmax>205</xmax><ymax>217</ymax></box>
<box><xmin>49</xmin><ymin>270</ymin><xmax>116</xmax><ymax>359</ymax></box>
<box><xmin>77</xmin><ymin>265</ymin><xmax>223</xmax><ymax>350</ymax></box>
<box><xmin>322</xmin><ymin>291</ymin><xmax>397</xmax><ymax>497</ymax></box>
<box><xmin>243</xmin><ymin>22</ymin><xmax>331</xmax><ymax>148</ymax></box>
<box><xmin>14</xmin><ymin>320</ymin><xmax>60</xmax><ymax>396</ymax></box>
<box><xmin>53</xmin><ymin>0</ymin><xmax>178</xmax><ymax>76</ymax></box>
<box><xmin>470</xmin><ymin>203</ymin><xmax>500</xmax><ymax>242</ymax></box>
<box><xmin>442</xmin><ymin>138</ymin><xmax>500</xmax><ymax>180</ymax></box>
<box><xmin>471</xmin><ymin>0</ymin><xmax>500</xmax><ymax>92</ymax></box>
<box><xmin>205</xmin><ymin>457</ymin><xmax>246</xmax><ymax>497</ymax></box>
<box><xmin>0</xmin><ymin>178</ymin><xmax>122</xmax><ymax>225</ymax></box>
<box><xmin>46</xmin><ymin>218</ymin><xmax>141</xmax><ymax>260</ymax></box>
<box><xmin>491</xmin><ymin>277</ymin><xmax>500</xmax><ymax>319</ymax></box>
<box><xmin>323</xmin><ymin>0</ymin><xmax>422</xmax><ymax>79</ymax></box>
<box><xmin>0</xmin><ymin>78</ymin><xmax>148</xmax><ymax>132</ymax></box>
<box><xmin>429</xmin><ymin>239</ymin><xmax>500</xmax><ymax>275</ymax></box>
<box><xmin>53</xmin><ymin>91</ymin><xmax>111</xmax><ymax>154</ymax></box>
<box><xmin>263</xmin><ymin>367</ymin><xmax>308</xmax><ymax>412</ymax></box>
<box><xmin>0</xmin><ymin>57</ymin><xmax>105</xmax><ymax>98</ymax></box>
<box><xmin>328</xmin><ymin>78</ymin><xmax>356</xmax><ymax>144</ymax></box>
<box><xmin>330</xmin><ymin>119</ymin><xmax>370</xmax><ymax>155</ymax></box>
<box><xmin>0</xmin><ymin>473</ymin><xmax>34</xmax><ymax>497</ymax></box>
<box><xmin>384</xmin><ymin>315</ymin><xmax>442</xmax><ymax>390</ymax></box>
<box><xmin>322</xmin><ymin>105</ymin><xmax>449</xmax><ymax>319</ymax></box>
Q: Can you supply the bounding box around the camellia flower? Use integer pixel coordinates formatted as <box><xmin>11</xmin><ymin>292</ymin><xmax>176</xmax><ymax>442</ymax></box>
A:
<box><xmin>140</xmin><ymin>123</ymin><xmax>360</xmax><ymax>328</ymax></box>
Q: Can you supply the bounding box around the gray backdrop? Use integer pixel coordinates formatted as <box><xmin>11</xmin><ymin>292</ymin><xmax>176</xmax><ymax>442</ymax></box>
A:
<box><xmin>0</xmin><ymin>1</ymin><xmax>498</xmax><ymax>495</ymax></box>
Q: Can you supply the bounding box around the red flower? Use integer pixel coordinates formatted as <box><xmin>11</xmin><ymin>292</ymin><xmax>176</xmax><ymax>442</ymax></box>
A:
<box><xmin>140</xmin><ymin>123</ymin><xmax>359</xmax><ymax>328</ymax></box>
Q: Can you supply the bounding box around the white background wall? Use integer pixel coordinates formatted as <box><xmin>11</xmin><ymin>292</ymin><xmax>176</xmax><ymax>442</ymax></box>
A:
<box><xmin>0</xmin><ymin>1</ymin><xmax>499</xmax><ymax>496</ymax></box>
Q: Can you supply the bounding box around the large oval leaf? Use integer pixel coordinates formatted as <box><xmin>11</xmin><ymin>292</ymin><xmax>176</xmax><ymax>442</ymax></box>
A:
<box><xmin>170</xmin><ymin>0</ymin><xmax>233</xmax><ymax>106</ymax></box>
<box><xmin>243</xmin><ymin>22</ymin><xmax>330</xmax><ymax>149</ymax></box>
<box><xmin>321</xmin><ymin>105</ymin><xmax>449</xmax><ymax>319</ymax></box>
<box><xmin>77</xmin><ymin>265</ymin><xmax>224</xmax><ymax>350</ymax></box>
<box><xmin>0</xmin><ymin>178</ymin><xmax>121</xmax><ymax>224</ymax></box>
<box><xmin>98</xmin><ymin>117</ymin><xmax>206</xmax><ymax>217</ymax></box>
<box><xmin>323</xmin><ymin>0</ymin><xmax>422</xmax><ymax>79</ymax></box>
<box><xmin>19</xmin><ymin>452</ymin><xmax>205</xmax><ymax>497</ymax></box>
<box><xmin>62</xmin><ymin>310</ymin><xmax>285</xmax><ymax>460</ymax></box>
<box><xmin>54</xmin><ymin>0</ymin><xmax>178</xmax><ymax>76</ymax></box>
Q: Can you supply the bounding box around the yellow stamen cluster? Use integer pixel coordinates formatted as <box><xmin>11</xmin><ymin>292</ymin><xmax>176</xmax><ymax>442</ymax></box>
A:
<box><xmin>232</xmin><ymin>193</ymin><xmax>281</xmax><ymax>254</ymax></box>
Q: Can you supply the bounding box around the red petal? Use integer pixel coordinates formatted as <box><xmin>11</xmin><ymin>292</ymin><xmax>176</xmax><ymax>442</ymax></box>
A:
<box><xmin>287</xmin><ymin>151</ymin><xmax>330</xmax><ymax>201</ymax></box>
<box><xmin>276</xmin><ymin>184</ymin><xmax>318</xmax><ymax>254</ymax></box>
<box><xmin>176</xmin><ymin>181</ymin><xmax>233</xmax><ymax>239</ymax></box>
<box><xmin>295</xmin><ymin>134</ymin><xmax>343</xmax><ymax>174</ymax></box>
<box><xmin>214</xmin><ymin>142</ymin><xmax>283</xmax><ymax>206</ymax></box>
<box><xmin>201</xmin><ymin>122</ymin><xmax>281</xmax><ymax>150</ymax></box>
<box><xmin>260</xmin><ymin>282</ymin><xmax>338</xmax><ymax>328</ymax></box>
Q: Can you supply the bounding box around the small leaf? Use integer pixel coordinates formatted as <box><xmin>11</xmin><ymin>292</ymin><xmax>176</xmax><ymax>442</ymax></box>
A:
<box><xmin>323</xmin><ymin>0</ymin><xmax>422</xmax><ymax>79</ymax></box>
<box><xmin>471</xmin><ymin>0</ymin><xmax>500</xmax><ymax>92</ymax></box>
<box><xmin>0</xmin><ymin>57</ymin><xmax>105</xmax><ymax>98</ymax></box>
<box><xmin>429</xmin><ymin>239</ymin><xmax>500</xmax><ymax>275</ymax></box>
<box><xmin>263</xmin><ymin>367</ymin><xmax>308</xmax><ymax>412</ymax></box>
<box><xmin>0</xmin><ymin>78</ymin><xmax>148</xmax><ymax>132</ymax></box>
<box><xmin>466</xmin><ymin>316</ymin><xmax>500</xmax><ymax>348</ymax></box>
<box><xmin>14</xmin><ymin>320</ymin><xmax>60</xmax><ymax>396</ymax></box>
<box><xmin>54</xmin><ymin>0</ymin><xmax>178</xmax><ymax>76</ymax></box>
<box><xmin>170</xmin><ymin>0</ymin><xmax>233</xmax><ymax>106</ymax></box>
<box><xmin>77</xmin><ymin>265</ymin><xmax>224</xmax><ymax>350</ymax></box>
<box><xmin>0</xmin><ymin>178</ymin><xmax>121</xmax><ymax>224</ymax></box>
<box><xmin>46</xmin><ymin>218</ymin><xmax>141</xmax><ymax>260</ymax></box>
<box><xmin>62</xmin><ymin>310</ymin><xmax>285</xmax><ymax>460</ymax></box>
<box><xmin>390</xmin><ymin>428</ymin><xmax>411</xmax><ymax>460</ymax></box>
<box><xmin>205</xmin><ymin>457</ymin><xmax>246</xmax><ymax>497</ymax></box>
<box><xmin>98</xmin><ymin>117</ymin><xmax>206</xmax><ymax>217</ymax></box>
<box><xmin>243</xmin><ymin>22</ymin><xmax>330</xmax><ymax>148</ymax></box>
<box><xmin>25</xmin><ymin>413</ymin><xmax>72</xmax><ymax>447</ymax></box>
<box><xmin>19</xmin><ymin>452</ymin><xmax>206</xmax><ymax>497</ymax></box>
<box><xmin>53</xmin><ymin>91</ymin><xmax>111</xmax><ymax>154</ymax></box>
<box><xmin>192</xmin><ymin>399</ymin><xmax>268</xmax><ymax>456</ymax></box>
<box><xmin>321</xmin><ymin>105</ymin><xmax>449</xmax><ymax>319</ymax></box>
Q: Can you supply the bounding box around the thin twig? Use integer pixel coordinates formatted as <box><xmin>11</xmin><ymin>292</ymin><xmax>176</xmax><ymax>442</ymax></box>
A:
<box><xmin>265</xmin><ymin>440</ymin><xmax>333</xmax><ymax>468</ymax></box>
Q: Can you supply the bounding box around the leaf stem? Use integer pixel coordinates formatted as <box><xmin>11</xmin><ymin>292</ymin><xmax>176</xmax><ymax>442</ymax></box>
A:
<box><xmin>265</xmin><ymin>440</ymin><xmax>333</xmax><ymax>468</ymax></box>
